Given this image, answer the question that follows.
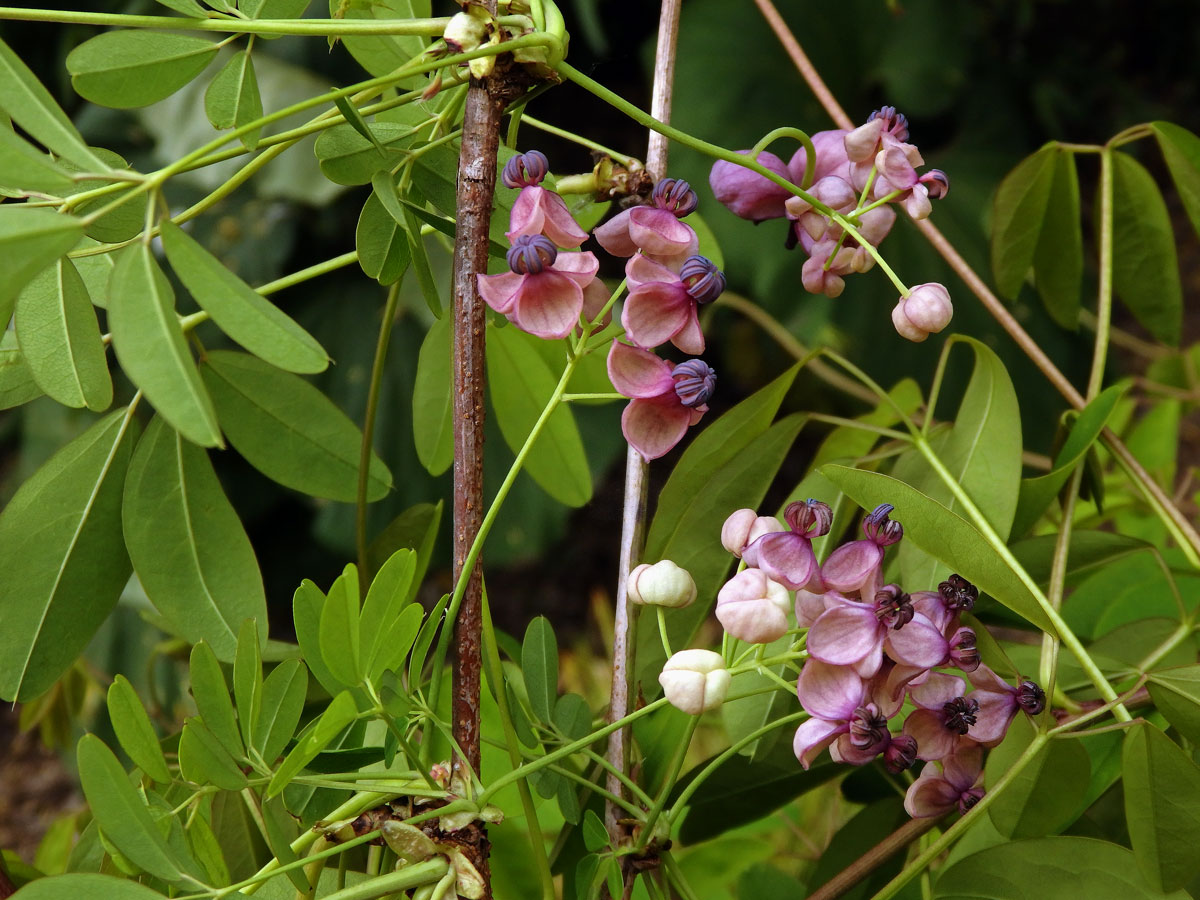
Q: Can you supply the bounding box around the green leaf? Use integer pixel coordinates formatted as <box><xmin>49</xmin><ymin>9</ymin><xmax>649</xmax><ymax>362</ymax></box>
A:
<box><xmin>360</xmin><ymin>549</ymin><xmax>416</xmax><ymax>679</ymax></box>
<box><xmin>242</xmin><ymin>0</ymin><xmax>312</xmax><ymax>18</ymax></box>
<box><xmin>200</xmin><ymin>350</ymin><xmax>392</xmax><ymax>500</ymax></box>
<box><xmin>408</xmin><ymin>593</ymin><xmax>448</xmax><ymax>689</ymax></box>
<box><xmin>123</xmin><ymin>417</ymin><xmax>266</xmax><ymax>657</ymax></box>
<box><xmin>820</xmin><ymin>465</ymin><xmax>1056</xmax><ymax>634</ymax></box>
<box><xmin>293</xmin><ymin>579</ymin><xmax>349</xmax><ymax>696</ymax></box>
<box><xmin>1147</xmin><ymin>665</ymin><xmax>1200</xmax><ymax>745</ymax></box>
<box><xmin>179</xmin><ymin>717</ymin><xmax>249</xmax><ymax>791</ymax></box>
<box><xmin>314</xmin><ymin>122</ymin><xmax>416</xmax><ymax>186</ymax></box>
<box><xmin>267</xmin><ymin>690</ymin><xmax>358</xmax><ymax>798</ymax></box>
<box><xmin>261</xmin><ymin>795</ymin><xmax>309</xmax><ymax>893</ymax></box>
<box><xmin>355</xmin><ymin>192</ymin><xmax>411</xmax><ymax>285</ymax></box>
<box><xmin>109</xmin><ymin>245</ymin><xmax>221</xmax><ymax>447</ymax></box>
<box><xmin>67</xmin><ymin>31</ymin><xmax>220</xmax><ymax>109</ymax></box>
<box><xmin>155</xmin><ymin>0</ymin><xmax>208</xmax><ymax>14</ymax></box>
<box><xmin>15</xmin><ymin>257</ymin><xmax>112</xmax><ymax>411</ymax></box>
<box><xmin>253</xmin><ymin>659</ymin><xmax>308</xmax><ymax>764</ymax></box>
<box><xmin>1123</xmin><ymin>722</ymin><xmax>1200</xmax><ymax>892</ymax></box>
<box><xmin>233</xmin><ymin>619</ymin><xmax>263</xmax><ymax>751</ymax></box>
<box><xmin>332</xmin><ymin>0</ymin><xmax>430</xmax><ymax>83</ymax></box>
<box><xmin>186</xmin><ymin>807</ymin><xmax>230</xmax><ymax>888</ymax></box>
<box><xmin>204</xmin><ymin>50</ymin><xmax>263</xmax><ymax>150</ymax></box>
<box><xmin>161</xmin><ymin>220</ymin><xmax>328</xmax><ymax>375</ymax></box>
<box><xmin>365</xmin><ymin>501</ymin><xmax>442</xmax><ymax>587</ymax></box>
<box><xmin>412</xmin><ymin>317</ymin><xmax>454</xmax><ymax>476</ymax></box>
<box><xmin>553</xmin><ymin>692</ymin><xmax>591</xmax><ymax>741</ymax></box>
<box><xmin>12</xmin><ymin>873</ymin><xmax>187</xmax><ymax>899</ymax></box>
<box><xmin>933</xmin><ymin>836</ymin><xmax>1187</xmax><ymax>899</ymax></box>
<box><xmin>582</xmin><ymin>810</ymin><xmax>608</xmax><ymax>852</ymax></box>
<box><xmin>985</xmin><ymin>715</ymin><xmax>1090</xmax><ymax>838</ymax></box>
<box><xmin>0</xmin><ymin>330</ymin><xmax>44</xmax><ymax>410</ymax></box>
<box><xmin>320</xmin><ymin>564</ymin><xmax>363</xmax><ymax>687</ymax></box>
<box><xmin>107</xmin><ymin>675</ymin><xmax>170</xmax><ymax>784</ymax></box>
<box><xmin>1034</xmin><ymin>148</ymin><xmax>1083</xmax><ymax>328</ymax></box>
<box><xmin>1152</xmin><ymin>121</ymin><xmax>1200</xmax><ymax>242</ymax></box>
<box><xmin>0</xmin><ymin>37</ymin><xmax>107</xmax><ymax>170</ymax></box>
<box><xmin>189</xmin><ymin>642</ymin><xmax>244</xmax><ymax>758</ymax></box>
<box><xmin>0</xmin><ymin>125</ymin><xmax>77</xmax><ymax>194</ymax></box>
<box><xmin>1110</xmin><ymin>150</ymin><xmax>1182</xmax><ymax>345</ymax></box>
<box><xmin>487</xmin><ymin>323</ymin><xmax>592</xmax><ymax>507</ymax></box>
<box><xmin>76</xmin><ymin>734</ymin><xmax>188</xmax><ymax>883</ymax></box>
<box><xmin>59</xmin><ymin>148</ymin><xmax>146</xmax><ymax>244</ymax></box>
<box><xmin>0</xmin><ymin>207</ymin><xmax>85</xmax><ymax>328</ymax></box>
<box><xmin>521</xmin><ymin>616</ymin><xmax>558</xmax><ymax>724</ymax></box>
<box><xmin>991</xmin><ymin>144</ymin><xmax>1057</xmax><ymax>298</ymax></box>
<box><xmin>1012</xmin><ymin>382</ymin><xmax>1127</xmax><ymax>537</ymax></box>
<box><xmin>0</xmin><ymin>407</ymin><xmax>136</xmax><ymax>701</ymax></box>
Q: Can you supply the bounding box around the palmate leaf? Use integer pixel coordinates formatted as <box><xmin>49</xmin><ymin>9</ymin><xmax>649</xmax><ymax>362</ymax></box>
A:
<box><xmin>254</xmin><ymin>660</ymin><xmax>308</xmax><ymax>764</ymax></box>
<box><xmin>1123</xmin><ymin>722</ymin><xmax>1200</xmax><ymax>892</ymax></box>
<box><xmin>521</xmin><ymin>617</ymin><xmax>558</xmax><ymax>724</ymax></box>
<box><xmin>990</xmin><ymin>144</ymin><xmax>1057</xmax><ymax>299</ymax></box>
<box><xmin>1147</xmin><ymin>665</ymin><xmax>1200</xmax><ymax>745</ymax></box>
<box><xmin>355</xmin><ymin>191</ymin><xmax>412</xmax><ymax>285</ymax></box>
<box><xmin>266</xmin><ymin>690</ymin><xmax>359</xmax><ymax>798</ymax></box>
<box><xmin>67</xmin><ymin>31</ymin><xmax>220</xmax><ymax>109</ymax></box>
<box><xmin>0</xmin><ymin>407</ymin><xmax>138</xmax><ymax>701</ymax></box>
<box><xmin>1152</xmin><ymin>121</ymin><xmax>1200</xmax><ymax>241</ymax></box>
<box><xmin>332</xmin><ymin>0</ymin><xmax>430</xmax><ymax>84</ymax></box>
<box><xmin>122</xmin><ymin>417</ymin><xmax>267</xmax><ymax>659</ymax></box>
<box><xmin>0</xmin><ymin>124</ymin><xmax>77</xmax><ymax>194</ymax></box>
<box><xmin>204</xmin><ymin>50</ymin><xmax>263</xmax><ymax>150</ymax></box>
<box><xmin>233</xmin><ymin>619</ymin><xmax>263</xmax><ymax>751</ymax></box>
<box><xmin>189</xmin><ymin>641</ymin><xmax>244</xmax><ymax>758</ymax></box>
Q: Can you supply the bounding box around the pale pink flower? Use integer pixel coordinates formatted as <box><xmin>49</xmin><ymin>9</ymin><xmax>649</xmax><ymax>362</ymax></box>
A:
<box><xmin>476</xmin><ymin>236</ymin><xmax>599</xmax><ymax>339</ymax></box>
<box><xmin>502</xmin><ymin>150</ymin><xmax>588</xmax><ymax>248</ymax></box>
<box><xmin>709</xmin><ymin>150</ymin><xmax>793</xmax><ymax>222</ymax></box>
<box><xmin>622</xmin><ymin>254</ymin><xmax>723</xmax><ymax>354</ymax></box>
<box><xmin>594</xmin><ymin>178</ymin><xmax>700</xmax><ymax>270</ymax></box>
<box><xmin>606</xmin><ymin>341</ymin><xmax>714</xmax><ymax>461</ymax></box>
<box><xmin>904</xmin><ymin>745</ymin><xmax>985</xmax><ymax>818</ymax></box>
<box><xmin>893</xmin><ymin>282</ymin><xmax>953</xmax><ymax>342</ymax></box>
<box><xmin>716</xmin><ymin>569</ymin><xmax>791</xmax><ymax>644</ymax></box>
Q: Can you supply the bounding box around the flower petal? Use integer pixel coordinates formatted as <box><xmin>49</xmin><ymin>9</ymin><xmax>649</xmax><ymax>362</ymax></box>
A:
<box><xmin>942</xmin><ymin>745</ymin><xmax>984</xmax><ymax>792</ymax></box>
<box><xmin>625</xmin><ymin>253</ymin><xmax>679</xmax><ymax>290</ymax></box>
<box><xmin>884</xmin><ymin>614</ymin><xmax>949</xmax><ymax>669</ymax></box>
<box><xmin>792</xmin><ymin>716</ymin><xmax>844</xmax><ymax>769</ymax></box>
<box><xmin>628</xmin><ymin>207</ymin><xmax>697</xmax><ymax>257</ymax></box>
<box><xmin>904</xmin><ymin>764</ymin><xmax>961</xmax><ymax>817</ymax></box>
<box><xmin>908</xmin><ymin>671</ymin><xmax>966</xmax><ymax>710</ymax></box>
<box><xmin>607</xmin><ymin>341</ymin><xmax>674</xmax><ymax>399</ymax></box>
<box><xmin>965</xmin><ymin>689</ymin><xmax>1016</xmax><ymax>744</ymax></box>
<box><xmin>671</xmin><ymin>308</ymin><xmax>705</xmax><ymax>355</ymax></box>
<box><xmin>821</xmin><ymin>540</ymin><xmax>883</xmax><ymax>594</ymax></box>
<box><xmin>550</xmin><ymin>249</ymin><xmax>600</xmax><ymax>286</ymax></box>
<box><xmin>510</xmin><ymin>271</ymin><xmax>584</xmax><ymax>339</ymax></box>
<box><xmin>476</xmin><ymin>271</ymin><xmax>524</xmax><ymax>315</ymax></box>
<box><xmin>621</xmin><ymin>397</ymin><xmax>691</xmax><ymax>461</ymax></box>
<box><xmin>593</xmin><ymin>208</ymin><xmax>637</xmax><ymax>256</ymax></box>
<box><xmin>903</xmin><ymin>708</ymin><xmax>961</xmax><ymax>761</ymax></box>
<box><xmin>752</xmin><ymin>532</ymin><xmax>818</xmax><ymax>590</ymax></box>
<box><xmin>621</xmin><ymin>282</ymin><xmax>692</xmax><ymax>350</ymax></box>
<box><xmin>538</xmin><ymin>190</ymin><xmax>589</xmax><ymax>248</ymax></box>
<box><xmin>807</xmin><ymin>603</ymin><xmax>881</xmax><ymax>666</ymax></box>
<box><xmin>796</xmin><ymin>658</ymin><xmax>864</xmax><ymax>721</ymax></box>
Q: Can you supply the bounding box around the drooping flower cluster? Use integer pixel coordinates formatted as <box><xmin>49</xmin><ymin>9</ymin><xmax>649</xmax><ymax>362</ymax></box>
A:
<box><xmin>478</xmin><ymin>151</ymin><xmax>725</xmax><ymax>461</ymax></box>
<box><xmin>715</xmin><ymin>501</ymin><xmax>1045</xmax><ymax>818</ymax></box>
<box><xmin>708</xmin><ymin>108</ymin><xmax>954</xmax><ymax>342</ymax></box>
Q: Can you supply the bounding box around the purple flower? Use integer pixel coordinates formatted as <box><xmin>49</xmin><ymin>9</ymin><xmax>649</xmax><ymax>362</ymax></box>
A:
<box><xmin>502</xmin><ymin>151</ymin><xmax>590</xmax><ymax>249</ymax></box>
<box><xmin>716</xmin><ymin>568</ymin><xmax>791</xmax><ymax>644</ymax></box>
<box><xmin>904</xmin><ymin>745</ymin><xmax>985</xmax><ymax>818</ymax></box>
<box><xmin>901</xmin><ymin>671</ymin><xmax>973</xmax><ymax>760</ymax></box>
<box><xmin>742</xmin><ymin>499</ymin><xmax>832</xmax><ymax>591</ymax></box>
<box><xmin>807</xmin><ymin>586</ymin><xmax>948</xmax><ymax>679</ymax></box>
<box><xmin>787</xmin><ymin>130</ymin><xmax>852</xmax><ymax>186</ymax></box>
<box><xmin>607</xmin><ymin>340</ymin><xmax>714</xmax><ymax>461</ymax></box>
<box><xmin>476</xmin><ymin>236</ymin><xmax>601</xmax><ymax>339</ymax></box>
<box><xmin>622</xmin><ymin>254</ymin><xmax>723</xmax><ymax>355</ymax></box>
<box><xmin>709</xmin><ymin>150</ymin><xmax>793</xmax><ymax>222</ymax></box>
<box><xmin>819</xmin><ymin>504</ymin><xmax>903</xmax><ymax>600</ymax></box>
<box><xmin>893</xmin><ymin>283</ymin><xmax>952</xmax><ymax>343</ymax></box>
<box><xmin>594</xmin><ymin>178</ymin><xmax>700</xmax><ymax>270</ymax></box>
<box><xmin>964</xmin><ymin>666</ymin><xmax>1046</xmax><ymax>745</ymax></box>
<box><xmin>785</xmin><ymin>175</ymin><xmax>857</xmax><ymax>242</ymax></box>
<box><xmin>793</xmin><ymin>660</ymin><xmax>880</xmax><ymax>769</ymax></box>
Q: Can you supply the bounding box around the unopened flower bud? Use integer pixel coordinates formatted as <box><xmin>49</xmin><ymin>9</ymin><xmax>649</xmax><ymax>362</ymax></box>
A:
<box><xmin>659</xmin><ymin>650</ymin><xmax>730</xmax><ymax>715</ymax></box>
<box><xmin>884</xmin><ymin>734</ymin><xmax>919</xmax><ymax>773</ymax></box>
<box><xmin>716</xmin><ymin>569</ymin><xmax>791</xmax><ymax>644</ymax></box>
<box><xmin>629</xmin><ymin>560</ymin><xmax>697</xmax><ymax>609</ymax></box>
<box><xmin>949</xmin><ymin>627</ymin><xmax>980</xmax><ymax>672</ymax></box>
<box><xmin>920</xmin><ymin>169</ymin><xmax>949</xmax><ymax>200</ymax></box>
<box><xmin>1015</xmin><ymin>680</ymin><xmax>1046</xmax><ymax>715</ymax></box>
<box><xmin>721</xmin><ymin>509</ymin><xmax>785</xmax><ymax>557</ymax></box>
<box><xmin>709</xmin><ymin>150</ymin><xmax>791</xmax><ymax>222</ymax></box>
<box><xmin>893</xmin><ymin>283</ymin><xmax>952</xmax><ymax>343</ymax></box>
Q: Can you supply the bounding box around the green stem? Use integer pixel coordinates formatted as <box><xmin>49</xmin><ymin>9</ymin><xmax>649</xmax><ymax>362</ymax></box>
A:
<box><xmin>1038</xmin><ymin>467</ymin><xmax>1083</xmax><ymax>695</ymax></box>
<box><xmin>868</xmin><ymin>733</ymin><xmax>1050</xmax><ymax>900</ymax></box>
<box><xmin>656</xmin><ymin>606</ymin><xmax>673</xmax><ymax>658</ymax></box>
<box><xmin>314</xmin><ymin>859</ymin><xmax>450</xmax><ymax>900</ymax></box>
<box><xmin>636</xmin><ymin>716</ymin><xmax>698</xmax><ymax>849</ymax></box>
<box><xmin>520</xmin><ymin>114</ymin><xmax>640</xmax><ymax>167</ymax></box>
<box><xmin>807</xmin><ymin>413</ymin><xmax>910</xmax><ymax>442</ymax></box>
<box><xmin>749</xmin><ymin>126</ymin><xmax>816</xmax><ymax>188</ymax></box>
<box><xmin>580</xmin><ymin>748</ymin><xmax>657</xmax><ymax>809</ymax></box>
<box><xmin>357</xmin><ymin>282</ymin><xmax>403</xmax><ymax>579</ymax></box>
<box><xmin>1090</xmin><ymin>147</ymin><xmax>1115</xmax><ymax>400</ymax></box>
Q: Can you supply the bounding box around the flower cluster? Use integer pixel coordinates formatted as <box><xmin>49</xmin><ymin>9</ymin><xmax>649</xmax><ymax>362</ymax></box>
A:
<box><xmin>715</xmin><ymin>501</ymin><xmax>1044</xmax><ymax>818</ymax></box>
<box><xmin>708</xmin><ymin>108</ymin><xmax>954</xmax><ymax>342</ymax></box>
<box><xmin>479</xmin><ymin>151</ymin><xmax>726</xmax><ymax>461</ymax></box>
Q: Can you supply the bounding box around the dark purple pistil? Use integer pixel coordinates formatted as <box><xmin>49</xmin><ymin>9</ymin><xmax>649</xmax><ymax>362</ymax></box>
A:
<box><xmin>1016</xmin><ymin>680</ymin><xmax>1046</xmax><ymax>715</ymax></box>
<box><xmin>938</xmin><ymin>574</ymin><xmax>978</xmax><ymax>612</ymax></box>
<box><xmin>785</xmin><ymin>498</ymin><xmax>832</xmax><ymax>539</ymax></box>
<box><xmin>957</xmin><ymin>788</ymin><xmax>984</xmax><ymax>815</ymax></box>
<box><xmin>679</xmin><ymin>255</ymin><xmax>726</xmax><ymax>304</ymax></box>
<box><xmin>884</xmin><ymin>734</ymin><xmax>918</xmax><ymax>773</ymax></box>
<box><xmin>502</xmin><ymin>149</ymin><xmax>549</xmax><ymax>189</ymax></box>
<box><xmin>506</xmin><ymin>234</ymin><xmax>557</xmax><ymax>275</ymax></box>
<box><xmin>941</xmin><ymin>697</ymin><xmax>979</xmax><ymax>735</ymax></box>
<box><xmin>672</xmin><ymin>360</ymin><xmax>716</xmax><ymax>408</ymax></box>
<box><xmin>651</xmin><ymin>178</ymin><xmax>699</xmax><ymax>217</ymax></box>
<box><xmin>849</xmin><ymin>704</ymin><xmax>889</xmax><ymax>749</ymax></box>
<box><xmin>874</xmin><ymin>586</ymin><xmax>914</xmax><ymax>631</ymax></box>
<box><xmin>863</xmin><ymin>503</ymin><xmax>903</xmax><ymax>546</ymax></box>
<box><xmin>868</xmin><ymin>105</ymin><xmax>910</xmax><ymax>142</ymax></box>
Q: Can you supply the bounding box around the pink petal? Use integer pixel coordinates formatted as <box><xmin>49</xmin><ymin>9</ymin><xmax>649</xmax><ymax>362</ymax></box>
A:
<box><xmin>670</xmin><ymin>309</ymin><xmax>705</xmax><ymax>355</ymax></box>
<box><xmin>820</xmin><ymin>540</ymin><xmax>883</xmax><ymax>594</ymax></box>
<box><xmin>876</xmin><ymin>146</ymin><xmax>919</xmax><ymax>190</ymax></box>
<box><xmin>904</xmin><ymin>765</ymin><xmax>961</xmax><ymax>817</ymax></box>
<box><xmin>852</xmin><ymin>644</ymin><xmax>884</xmax><ymax>679</ymax></box>
<box><xmin>796</xmin><ymin>658</ymin><xmax>864</xmax><ymax>721</ymax></box>
<box><xmin>510</xmin><ymin>271</ymin><xmax>584</xmax><ymax>339</ymax></box>
<box><xmin>505</xmin><ymin>187</ymin><xmax>544</xmax><ymax>243</ymax></box>
<box><xmin>621</xmin><ymin>282</ymin><xmax>692</xmax><ymax>350</ymax></box>
<box><xmin>551</xmin><ymin>250</ymin><xmax>600</xmax><ymax>287</ymax></box>
<box><xmin>621</xmin><ymin>397</ymin><xmax>691</xmax><ymax>461</ymax></box>
<box><xmin>537</xmin><ymin>190</ymin><xmax>589</xmax><ymax>248</ymax></box>
<box><xmin>476</xmin><ymin>271</ymin><xmax>524</xmax><ymax>315</ymax></box>
<box><xmin>908</xmin><ymin>671</ymin><xmax>966</xmax><ymax>710</ymax></box>
<box><xmin>882</xmin><ymin>664</ymin><xmax>927</xmax><ymax>712</ymax></box>
<box><xmin>606</xmin><ymin>341</ymin><xmax>674</xmax><ymax>399</ymax></box>
<box><xmin>966</xmin><ymin>664</ymin><xmax>1011</xmax><ymax>694</ymax></box>
<box><xmin>752</xmin><ymin>532</ymin><xmax>818</xmax><ymax>591</ymax></box>
<box><xmin>966</xmin><ymin>689</ymin><xmax>1017</xmax><ymax>745</ymax></box>
<box><xmin>942</xmin><ymin>745</ymin><xmax>984</xmax><ymax>792</ymax></box>
<box><xmin>582</xmin><ymin>279</ymin><xmax>611</xmax><ymax>324</ymax></box>
<box><xmin>628</xmin><ymin>207</ymin><xmax>697</xmax><ymax>257</ymax></box>
<box><xmin>716</xmin><ymin>597</ymin><xmax>789</xmax><ymax>644</ymax></box>
<box><xmin>884</xmin><ymin>614</ymin><xmax>949</xmax><ymax>669</ymax></box>
<box><xmin>793</xmin><ymin>717</ymin><xmax>843</xmax><ymax>769</ymax></box>
<box><xmin>903</xmin><ymin>709</ymin><xmax>962</xmax><ymax>761</ymax></box>
<box><xmin>593</xmin><ymin>208</ymin><xmax>637</xmax><ymax>256</ymax></box>
<box><xmin>794</xmin><ymin>588</ymin><xmax>831</xmax><ymax>628</ymax></box>
<box><xmin>625</xmin><ymin>254</ymin><xmax>679</xmax><ymax>290</ymax></box>
<box><xmin>807</xmin><ymin>603</ymin><xmax>881</xmax><ymax>666</ymax></box>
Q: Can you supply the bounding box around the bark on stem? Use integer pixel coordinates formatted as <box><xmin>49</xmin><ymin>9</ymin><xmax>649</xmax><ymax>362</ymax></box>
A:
<box><xmin>451</xmin><ymin>50</ymin><xmax>505</xmax><ymax>900</ymax></box>
<box><xmin>603</xmin><ymin>0</ymin><xmax>683</xmax><ymax>850</ymax></box>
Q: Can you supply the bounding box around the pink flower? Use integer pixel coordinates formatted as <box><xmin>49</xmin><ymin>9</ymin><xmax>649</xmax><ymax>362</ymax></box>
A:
<box><xmin>502</xmin><ymin>150</ymin><xmax>589</xmax><ymax>248</ymax></box>
<box><xmin>893</xmin><ymin>282</ymin><xmax>953</xmax><ymax>342</ymax></box>
<box><xmin>716</xmin><ymin>568</ymin><xmax>791</xmax><ymax>644</ymax></box>
<box><xmin>904</xmin><ymin>745</ymin><xmax>985</xmax><ymax>818</ymax></box>
<box><xmin>709</xmin><ymin>150</ymin><xmax>793</xmax><ymax>222</ymax></box>
<box><xmin>606</xmin><ymin>340</ymin><xmax>715</xmax><ymax>461</ymax></box>
<box><xmin>819</xmin><ymin>503</ymin><xmax>903</xmax><ymax>600</ymax></box>
<box><xmin>964</xmin><ymin>665</ymin><xmax>1046</xmax><ymax>745</ymax></box>
<box><xmin>787</xmin><ymin>130</ymin><xmax>852</xmax><ymax>185</ymax></box>
<box><xmin>622</xmin><ymin>254</ymin><xmax>724</xmax><ymax>354</ymax></box>
<box><xmin>807</xmin><ymin>586</ymin><xmax>948</xmax><ymax>679</ymax></box>
<box><xmin>477</xmin><ymin>235</ymin><xmax>600</xmax><ymax>339</ymax></box>
<box><xmin>793</xmin><ymin>661</ymin><xmax>884</xmax><ymax>769</ymax></box>
<box><xmin>720</xmin><ymin>508</ymin><xmax>785</xmax><ymax>558</ymax></box>
<box><xmin>594</xmin><ymin>178</ymin><xmax>700</xmax><ymax>270</ymax></box>
<box><xmin>785</xmin><ymin>175</ymin><xmax>857</xmax><ymax>242</ymax></box>
<box><xmin>742</xmin><ymin>499</ymin><xmax>832</xmax><ymax>591</ymax></box>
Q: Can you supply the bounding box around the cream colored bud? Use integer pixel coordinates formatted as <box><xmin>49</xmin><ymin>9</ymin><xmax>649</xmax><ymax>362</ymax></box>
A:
<box><xmin>659</xmin><ymin>649</ymin><xmax>730</xmax><ymax>715</ymax></box>
<box><xmin>629</xmin><ymin>560</ymin><xmax>697</xmax><ymax>608</ymax></box>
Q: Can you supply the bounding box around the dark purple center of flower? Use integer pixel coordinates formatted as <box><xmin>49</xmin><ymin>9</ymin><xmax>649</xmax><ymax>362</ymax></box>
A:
<box><xmin>784</xmin><ymin>498</ymin><xmax>832</xmax><ymax>539</ymax></box>
<box><xmin>651</xmin><ymin>178</ymin><xmax>699</xmax><ymax>217</ymax></box>
<box><xmin>949</xmin><ymin>628</ymin><xmax>980</xmax><ymax>672</ymax></box>
<box><xmin>884</xmin><ymin>734</ymin><xmax>918</xmax><ymax>774</ymax></box>
<box><xmin>938</xmin><ymin>574</ymin><xmax>978</xmax><ymax>612</ymax></box>
<box><xmin>672</xmin><ymin>359</ymin><xmax>716</xmax><ymax>408</ymax></box>
<box><xmin>501</xmin><ymin>150</ymin><xmax>549</xmax><ymax>189</ymax></box>
<box><xmin>868</xmin><ymin>105</ymin><xmax>910</xmax><ymax>142</ymax></box>
<box><xmin>874</xmin><ymin>586</ymin><xmax>914</xmax><ymax>631</ymax></box>
<box><xmin>863</xmin><ymin>503</ymin><xmax>903</xmax><ymax>546</ymax></box>
<box><xmin>957</xmin><ymin>788</ymin><xmax>984</xmax><ymax>815</ymax></box>
<box><xmin>1016</xmin><ymin>680</ymin><xmax>1046</xmax><ymax>715</ymax></box>
<box><xmin>941</xmin><ymin>697</ymin><xmax>979</xmax><ymax>735</ymax></box>
<box><xmin>920</xmin><ymin>169</ymin><xmax>949</xmax><ymax>199</ymax></box>
<box><xmin>849</xmin><ymin>704</ymin><xmax>889</xmax><ymax>749</ymax></box>
<box><xmin>679</xmin><ymin>255</ymin><xmax>726</xmax><ymax>304</ymax></box>
<box><xmin>506</xmin><ymin>234</ymin><xmax>557</xmax><ymax>275</ymax></box>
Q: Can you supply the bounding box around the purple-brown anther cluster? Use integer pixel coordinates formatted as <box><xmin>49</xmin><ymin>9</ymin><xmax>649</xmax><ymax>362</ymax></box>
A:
<box><xmin>717</xmin><ymin>500</ymin><xmax>1045</xmax><ymax>819</ymax></box>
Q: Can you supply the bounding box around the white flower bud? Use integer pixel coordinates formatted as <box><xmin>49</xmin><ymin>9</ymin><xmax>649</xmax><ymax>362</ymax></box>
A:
<box><xmin>628</xmin><ymin>560</ymin><xmax>696</xmax><ymax>609</ymax></box>
<box><xmin>715</xmin><ymin>569</ymin><xmax>792</xmax><ymax>644</ymax></box>
<box><xmin>659</xmin><ymin>649</ymin><xmax>730</xmax><ymax>715</ymax></box>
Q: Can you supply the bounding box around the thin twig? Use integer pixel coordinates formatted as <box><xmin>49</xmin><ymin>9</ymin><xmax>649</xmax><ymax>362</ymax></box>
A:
<box><xmin>806</xmin><ymin>816</ymin><xmax>942</xmax><ymax>900</ymax></box>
